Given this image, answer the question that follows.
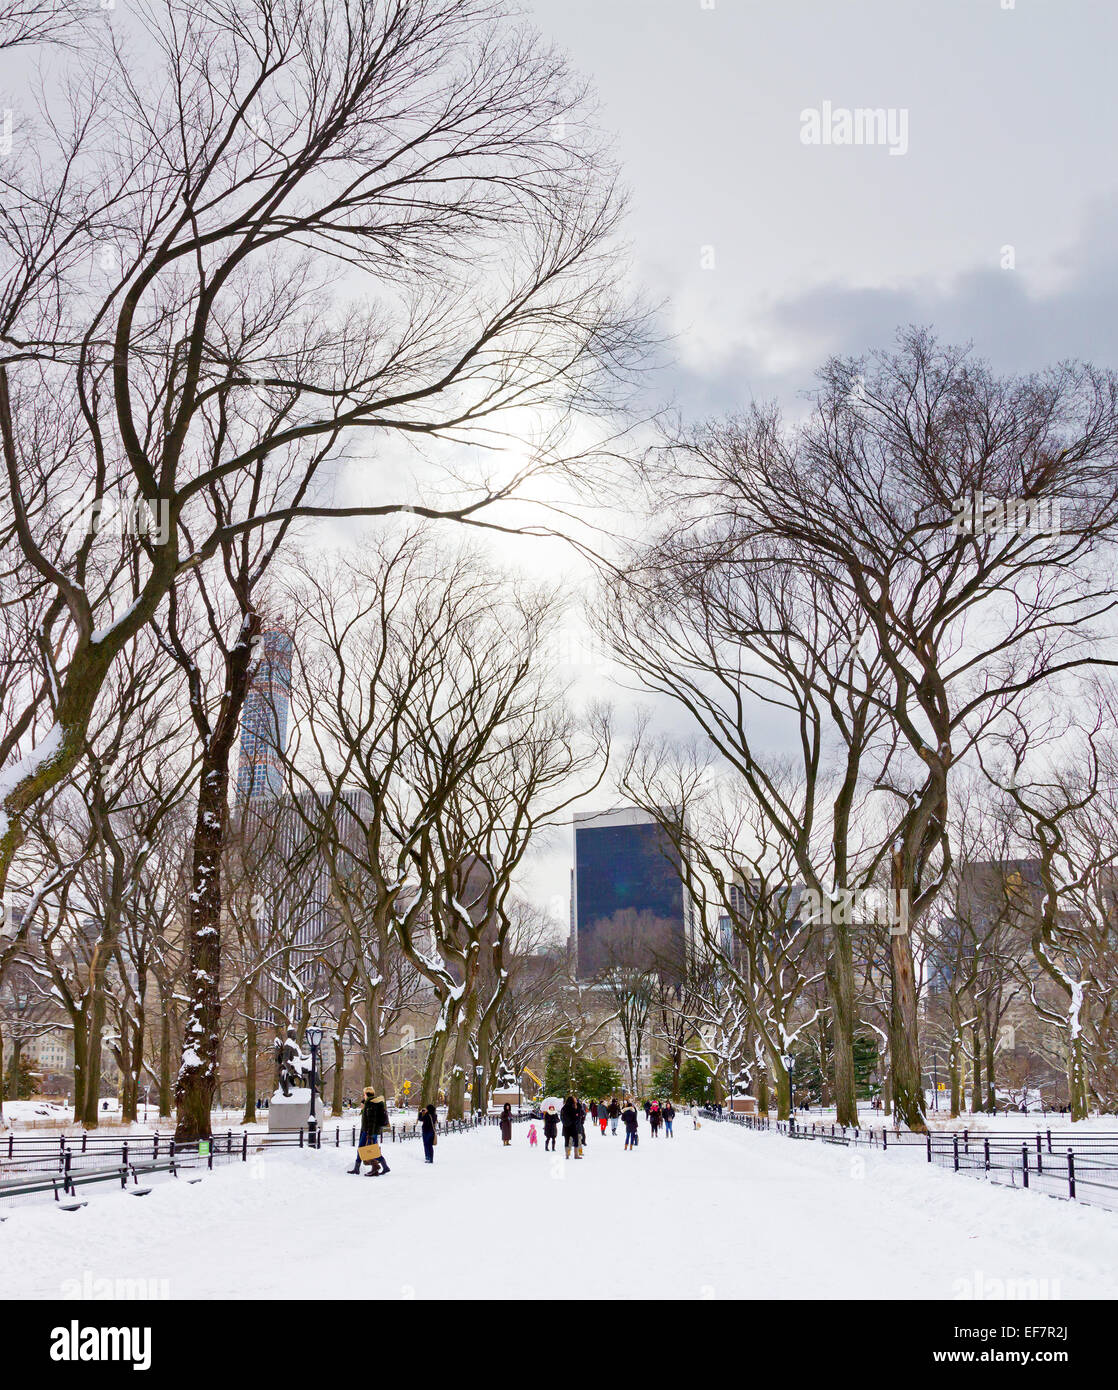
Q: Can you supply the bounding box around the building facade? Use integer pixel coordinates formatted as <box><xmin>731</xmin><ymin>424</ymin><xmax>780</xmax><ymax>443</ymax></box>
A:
<box><xmin>571</xmin><ymin>807</ymin><xmax>687</xmax><ymax>979</ymax></box>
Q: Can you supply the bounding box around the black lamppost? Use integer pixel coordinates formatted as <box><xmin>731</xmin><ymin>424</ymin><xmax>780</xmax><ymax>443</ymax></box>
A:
<box><xmin>305</xmin><ymin>1023</ymin><xmax>324</xmax><ymax>1146</ymax></box>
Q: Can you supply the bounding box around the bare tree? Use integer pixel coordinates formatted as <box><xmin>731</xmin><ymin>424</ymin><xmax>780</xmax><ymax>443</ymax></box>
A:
<box><xmin>0</xmin><ymin>0</ymin><xmax>645</xmax><ymax>910</ymax></box>
<box><xmin>612</xmin><ymin>329</ymin><xmax>1118</xmax><ymax>1129</ymax></box>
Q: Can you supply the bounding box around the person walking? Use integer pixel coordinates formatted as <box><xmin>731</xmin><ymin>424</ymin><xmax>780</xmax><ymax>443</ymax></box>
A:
<box><xmin>560</xmin><ymin>1095</ymin><xmax>582</xmax><ymax>1159</ymax></box>
<box><xmin>351</xmin><ymin>1087</ymin><xmax>390</xmax><ymax>1175</ymax></box>
<box><xmin>499</xmin><ymin>1102</ymin><xmax>513</xmax><ymax>1146</ymax></box>
<box><xmin>577</xmin><ymin>1096</ymin><xmax>588</xmax><ymax>1153</ymax></box>
<box><xmin>420</xmin><ymin>1103</ymin><xmax>437</xmax><ymax>1164</ymax></box>
<box><xmin>598</xmin><ymin>1099</ymin><xmax>608</xmax><ymax>1135</ymax></box>
<box><xmin>643</xmin><ymin>1099</ymin><xmax>651</xmax><ymax>1119</ymax></box>
<box><xmin>622</xmin><ymin>1099</ymin><xmax>639</xmax><ymax>1150</ymax></box>
<box><xmin>649</xmin><ymin>1100</ymin><xmax>661</xmax><ymax>1137</ymax></box>
<box><xmin>608</xmin><ymin>1095</ymin><xmax>621</xmax><ymax>1135</ymax></box>
<box><xmin>543</xmin><ymin>1104</ymin><xmax>559</xmax><ymax>1151</ymax></box>
<box><xmin>663</xmin><ymin>1100</ymin><xmax>675</xmax><ymax>1137</ymax></box>
<box><xmin>528</xmin><ymin>1122</ymin><xmax>538</xmax><ymax>1148</ymax></box>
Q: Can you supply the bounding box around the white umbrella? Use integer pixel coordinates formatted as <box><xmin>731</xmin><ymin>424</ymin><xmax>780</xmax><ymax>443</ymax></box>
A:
<box><xmin>540</xmin><ymin>1097</ymin><xmax>563</xmax><ymax>1114</ymax></box>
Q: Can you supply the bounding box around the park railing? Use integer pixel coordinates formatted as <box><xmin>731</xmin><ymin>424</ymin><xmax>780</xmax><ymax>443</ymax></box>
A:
<box><xmin>0</xmin><ymin>1108</ymin><xmax>531</xmax><ymax>1211</ymax></box>
<box><xmin>698</xmin><ymin>1106</ymin><xmax>1118</xmax><ymax>1210</ymax></box>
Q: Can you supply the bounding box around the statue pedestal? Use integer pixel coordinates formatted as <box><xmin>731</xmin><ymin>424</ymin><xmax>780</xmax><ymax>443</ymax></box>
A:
<box><xmin>267</xmin><ymin>1087</ymin><xmax>319</xmax><ymax>1134</ymax></box>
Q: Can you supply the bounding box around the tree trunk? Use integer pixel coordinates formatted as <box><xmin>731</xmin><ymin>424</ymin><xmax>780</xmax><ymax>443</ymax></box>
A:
<box><xmin>331</xmin><ymin>1034</ymin><xmax>346</xmax><ymax>1117</ymax></box>
<box><xmin>770</xmin><ymin>1051</ymin><xmax>791</xmax><ymax>1121</ymax></box>
<box><xmin>1069</xmin><ymin>1033</ymin><xmax>1089</xmax><ymax>1121</ymax></box>
<box><xmin>158</xmin><ymin>1008</ymin><xmax>173</xmax><ymax>1117</ymax></box>
<box><xmin>971</xmin><ymin>1022</ymin><xmax>984</xmax><ymax>1113</ymax></box>
<box><xmin>71</xmin><ymin>1024</ymin><xmax>87</xmax><ymax>1126</ymax></box>
<box><xmin>888</xmin><ymin>855</ymin><xmax>926</xmax><ymax>1132</ymax></box>
<box><xmin>949</xmin><ymin>1029</ymin><xmax>962</xmax><ymax>1118</ymax></box>
<box><xmin>421</xmin><ymin>1001</ymin><xmax>452</xmax><ymax>1108</ymax></box>
<box><xmin>985</xmin><ymin>1025</ymin><xmax>997</xmax><ymax>1112</ymax></box>
<box><xmin>445</xmin><ymin>1009</ymin><xmax>475</xmax><ymax>1120</ymax></box>
<box><xmin>755</xmin><ymin>1066</ymin><xmax>770</xmax><ymax>1116</ymax></box>
<box><xmin>175</xmin><ymin>616</ymin><xmax>259</xmax><ymax>1142</ymax></box>
<box><xmin>241</xmin><ymin>1009</ymin><xmax>257</xmax><ymax>1125</ymax></box>
<box><xmin>6</xmin><ymin>1031</ymin><xmax>20</xmax><ymax>1102</ymax></box>
<box><xmin>827</xmin><ymin>923</ymin><xmax>858</xmax><ymax>1126</ymax></box>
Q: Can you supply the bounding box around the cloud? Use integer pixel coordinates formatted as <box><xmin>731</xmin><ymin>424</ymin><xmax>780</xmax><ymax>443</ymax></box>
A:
<box><xmin>662</xmin><ymin>196</ymin><xmax>1118</xmax><ymax>421</ymax></box>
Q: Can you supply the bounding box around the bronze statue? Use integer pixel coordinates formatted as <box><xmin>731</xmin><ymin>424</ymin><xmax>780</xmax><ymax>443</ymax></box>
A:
<box><xmin>274</xmin><ymin>1026</ymin><xmax>307</xmax><ymax>1097</ymax></box>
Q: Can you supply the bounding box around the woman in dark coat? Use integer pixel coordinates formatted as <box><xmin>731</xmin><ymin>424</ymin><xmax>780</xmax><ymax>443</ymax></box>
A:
<box><xmin>560</xmin><ymin>1095</ymin><xmax>582</xmax><ymax>1159</ymax></box>
<box><xmin>499</xmin><ymin>1102</ymin><xmax>513</xmax><ymax>1145</ymax></box>
<box><xmin>420</xmin><ymin>1103</ymin><xmax>437</xmax><ymax>1164</ymax></box>
<box><xmin>351</xmin><ymin>1087</ymin><xmax>391</xmax><ymax>1175</ymax></box>
<box><xmin>622</xmin><ymin>1100</ymin><xmax>639</xmax><ymax>1151</ymax></box>
<box><xmin>542</xmin><ymin>1105</ymin><xmax>559</xmax><ymax>1151</ymax></box>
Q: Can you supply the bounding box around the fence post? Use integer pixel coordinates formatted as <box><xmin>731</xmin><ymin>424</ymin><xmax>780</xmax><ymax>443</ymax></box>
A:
<box><xmin>63</xmin><ymin>1149</ymin><xmax>73</xmax><ymax>1195</ymax></box>
<box><xmin>81</xmin><ymin>1131</ymin><xmax>87</xmax><ymax>1154</ymax></box>
<box><xmin>983</xmin><ymin>1138</ymin><xmax>990</xmax><ymax>1173</ymax></box>
<box><xmin>963</xmin><ymin>1128</ymin><xmax>969</xmax><ymax>1155</ymax></box>
<box><xmin>242</xmin><ymin>1132</ymin><xmax>248</xmax><ymax>1162</ymax></box>
<box><xmin>883</xmin><ymin>1127</ymin><xmax>888</xmax><ymax>1151</ymax></box>
<box><xmin>953</xmin><ymin>1135</ymin><xmax>959</xmax><ymax>1172</ymax></box>
<box><xmin>1067</xmin><ymin>1149</ymin><xmax>1076</xmax><ymax>1200</ymax></box>
<box><xmin>926</xmin><ymin>1132</ymin><xmax>932</xmax><ymax>1163</ymax></box>
<box><xmin>299</xmin><ymin>1127</ymin><xmax>304</xmax><ymax>1149</ymax></box>
<box><xmin>1047</xmin><ymin>1128</ymin><xmax>1052</xmax><ymax>1155</ymax></box>
<box><xmin>1021</xmin><ymin>1143</ymin><xmax>1029</xmax><ymax>1189</ymax></box>
<box><xmin>1036</xmin><ymin>1134</ymin><xmax>1042</xmax><ymax>1173</ymax></box>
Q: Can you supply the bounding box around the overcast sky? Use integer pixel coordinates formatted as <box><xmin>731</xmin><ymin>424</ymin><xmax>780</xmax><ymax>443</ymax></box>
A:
<box><xmin>525</xmin><ymin>0</ymin><xmax>1118</xmax><ymax>408</ymax></box>
<box><xmin>503</xmin><ymin>0</ymin><xmax>1118</xmax><ymax>920</ymax></box>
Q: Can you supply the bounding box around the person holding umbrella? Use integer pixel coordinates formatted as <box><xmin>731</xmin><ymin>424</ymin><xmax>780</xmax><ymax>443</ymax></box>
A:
<box><xmin>541</xmin><ymin>1102</ymin><xmax>560</xmax><ymax>1151</ymax></box>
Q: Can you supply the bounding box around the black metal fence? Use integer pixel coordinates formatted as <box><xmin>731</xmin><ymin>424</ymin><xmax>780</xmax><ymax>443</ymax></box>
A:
<box><xmin>699</xmin><ymin>1105</ymin><xmax>1118</xmax><ymax>1210</ymax></box>
<box><xmin>0</xmin><ymin>1109</ymin><xmax>532</xmax><ymax>1211</ymax></box>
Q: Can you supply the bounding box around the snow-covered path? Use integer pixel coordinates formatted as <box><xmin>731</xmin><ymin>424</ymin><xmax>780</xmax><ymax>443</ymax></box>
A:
<box><xmin>3</xmin><ymin>1118</ymin><xmax>1116</xmax><ymax>1299</ymax></box>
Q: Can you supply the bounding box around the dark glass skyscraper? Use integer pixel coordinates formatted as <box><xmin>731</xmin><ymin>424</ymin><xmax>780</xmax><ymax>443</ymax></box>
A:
<box><xmin>571</xmin><ymin>807</ymin><xmax>687</xmax><ymax>978</ymax></box>
<box><xmin>235</xmin><ymin>628</ymin><xmax>294</xmax><ymax>803</ymax></box>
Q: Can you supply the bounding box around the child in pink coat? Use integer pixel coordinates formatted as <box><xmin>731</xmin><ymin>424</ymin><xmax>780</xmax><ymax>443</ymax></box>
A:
<box><xmin>527</xmin><ymin>1122</ymin><xmax>539</xmax><ymax>1147</ymax></box>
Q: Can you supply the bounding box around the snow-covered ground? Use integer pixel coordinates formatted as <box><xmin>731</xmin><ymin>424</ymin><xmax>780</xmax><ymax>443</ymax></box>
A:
<box><xmin>3</xmin><ymin>1113</ymin><xmax>1116</xmax><ymax>1300</ymax></box>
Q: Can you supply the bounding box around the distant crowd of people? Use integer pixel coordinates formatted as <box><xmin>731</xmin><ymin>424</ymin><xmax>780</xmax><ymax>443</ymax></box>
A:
<box><xmin>350</xmin><ymin>1087</ymin><xmax>688</xmax><ymax>1177</ymax></box>
<box><xmin>526</xmin><ymin>1095</ymin><xmax>677</xmax><ymax>1158</ymax></box>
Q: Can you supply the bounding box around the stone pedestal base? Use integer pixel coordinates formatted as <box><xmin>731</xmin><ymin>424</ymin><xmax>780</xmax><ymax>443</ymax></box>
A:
<box><xmin>267</xmin><ymin>1087</ymin><xmax>319</xmax><ymax>1133</ymax></box>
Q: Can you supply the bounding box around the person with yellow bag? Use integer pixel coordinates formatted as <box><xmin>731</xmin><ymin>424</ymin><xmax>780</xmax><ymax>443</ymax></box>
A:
<box><xmin>351</xmin><ymin>1088</ymin><xmax>390</xmax><ymax>1176</ymax></box>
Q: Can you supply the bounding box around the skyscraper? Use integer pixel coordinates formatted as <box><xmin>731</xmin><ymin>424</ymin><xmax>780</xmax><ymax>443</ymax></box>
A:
<box><xmin>235</xmin><ymin>628</ymin><xmax>294</xmax><ymax>803</ymax></box>
<box><xmin>571</xmin><ymin>807</ymin><xmax>687</xmax><ymax>979</ymax></box>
